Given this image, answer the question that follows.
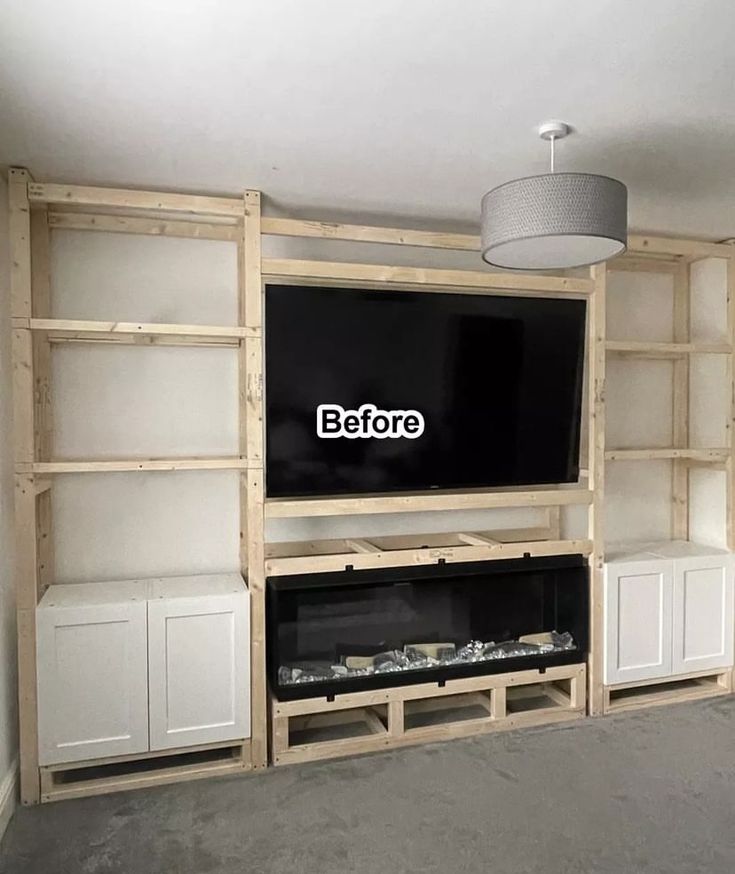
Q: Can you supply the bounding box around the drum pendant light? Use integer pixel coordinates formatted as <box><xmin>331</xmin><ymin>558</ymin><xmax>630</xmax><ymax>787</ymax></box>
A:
<box><xmin>481</xmin><ymin>122</ymin><xmax>627</xmax><ymax>270</ymax></box>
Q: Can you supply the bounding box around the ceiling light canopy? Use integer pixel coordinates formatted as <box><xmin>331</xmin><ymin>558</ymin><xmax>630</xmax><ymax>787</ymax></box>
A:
<box><xmin>481</xmin><ymin>122</ymin><xmax>627</xmax><ymax>270</ymax></box>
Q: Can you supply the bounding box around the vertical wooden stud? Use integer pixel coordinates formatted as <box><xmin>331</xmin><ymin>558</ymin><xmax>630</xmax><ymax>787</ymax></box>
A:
<box><xmin>387</xmin><ymin>700</ymin><xmax>404</xmax><ymax>737</ymax></box>
<box><xmin>672</xmin><ymin>262</ymin><xmax>690</xmax><ymax>540</ymax></box>
<box><xmin>270</xmin><ymin>708</ymin><xmax>289</xmax><ymax>761</ymax></box>
<box><xmin>587</xmin><ymin>262</ymin><xmax>606</xmax><ymax>715</ymax></box>
<box><xmin>490</xmin><ymin>686</ymin><xmax>507</xmax><ymax>720</ymax></box>
<box><xmin>727</xmin><ymin>253</ymin><xmax>735</xmax><ymax>551</ymax></box>
<box><xmin>30</xmin><ymin>207</ymin><xmax>54</xmax><ymax>595</ymax></box>
<box><xmin>570</xmin><ymin>667</ymin><xmax>584</xmax><ymax>710</ymax></box>
<box><xmin>9</xmin><ymin>168</ymin><xmax>41</xmax><ymax>804</ymax></box>
<box><xmin>241</xmin><ymin>190</ymin><xmax>267</xmax><ymax>768</ymax></box>
<box><xmin>546</xmin><ymin>506</ymin><xmax>561</xmax><ymax>540</ymax></box>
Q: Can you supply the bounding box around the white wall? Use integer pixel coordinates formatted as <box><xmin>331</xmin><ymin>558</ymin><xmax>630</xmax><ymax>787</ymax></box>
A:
<box><xmin>0</xmin><ymin>174</ymin><xmax>19</xmax><ymax>837</ymax></box>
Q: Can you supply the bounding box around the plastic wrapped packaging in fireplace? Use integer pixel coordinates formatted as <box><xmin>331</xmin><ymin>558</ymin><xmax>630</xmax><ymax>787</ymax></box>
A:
<box><xmin>267</xmin><ymin>555</ymin><xmax>589</xmax><ymax>701</ymax></box>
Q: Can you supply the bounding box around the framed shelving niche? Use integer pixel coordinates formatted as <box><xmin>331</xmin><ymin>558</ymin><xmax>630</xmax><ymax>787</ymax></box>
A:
<box><xmin>259</xmin><ymin>223</ymin><xmax>608</xmax><ymax>765</ymax></box>
<box><xmin>9</xmin><ymin>169</ymin><xmax>259</xmax><ymax>805</ymax></box>
<box><xmin>603</xmin><ymin>239</ymin><xmax>735</xmax><ymax>712</ymax></box>
<box><xmin>10</xmin><ymin>165</ymin><xmax>733</xmax><ymax>799</ymax></box>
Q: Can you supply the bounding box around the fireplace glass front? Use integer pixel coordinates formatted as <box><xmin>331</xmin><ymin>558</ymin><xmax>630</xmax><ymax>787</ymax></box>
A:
<box><xmin>267</xmin><ymin>555</ymin><xmax>588</xmax><ymax>701</ymax></box>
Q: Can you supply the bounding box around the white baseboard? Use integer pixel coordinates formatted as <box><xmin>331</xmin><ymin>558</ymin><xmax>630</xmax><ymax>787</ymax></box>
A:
<box><xmin>0</xmin><ymin>758</ymin><xmax>18</xmax><ymax>845</ymax></box>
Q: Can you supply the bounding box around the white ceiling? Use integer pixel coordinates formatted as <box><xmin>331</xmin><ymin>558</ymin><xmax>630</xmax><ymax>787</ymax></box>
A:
<box><xmin>2</xmin><ymin>1</ymin><xmax>735</xmax><ymax>238</ymax></box>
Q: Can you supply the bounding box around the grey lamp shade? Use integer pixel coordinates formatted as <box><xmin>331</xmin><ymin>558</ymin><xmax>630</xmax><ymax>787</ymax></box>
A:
<box><xmin>481</xmin><ymin>173</ymin><xmax>627</xmax><ymax>270</ymax></box>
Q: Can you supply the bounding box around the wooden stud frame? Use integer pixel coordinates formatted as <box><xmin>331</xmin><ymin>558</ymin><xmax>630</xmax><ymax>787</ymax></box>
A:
<box><xmin>10</xmin><ymin>170</ymin><xmax>735</xmax><ymax>799</ymax></box>
<box><xmin>602</xmin><ymin>241</ymin><xmax>735</xmax><ymax>709</ymax></box>
<box><xmin>270</xmin><ymin>664</ymin><xmax>587</xmax><ymax>766</ymax></box>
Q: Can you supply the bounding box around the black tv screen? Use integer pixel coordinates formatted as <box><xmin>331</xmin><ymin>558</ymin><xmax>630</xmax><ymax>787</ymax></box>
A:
<box><xmin>265</xmin><ymin>284</ymin><xmax>586</xmax><ymax>497</ymax></box>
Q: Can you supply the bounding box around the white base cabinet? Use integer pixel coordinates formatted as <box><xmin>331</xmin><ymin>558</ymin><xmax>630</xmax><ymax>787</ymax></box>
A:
<box><xmin>37</xmin><ymin>574</ymin><xmax>250</xmax><ymax>766</ymax></box>
<box><xmin>604</xmin><ymin>541</ymin><xmax>734</xmax><ymax>687</ymax></box>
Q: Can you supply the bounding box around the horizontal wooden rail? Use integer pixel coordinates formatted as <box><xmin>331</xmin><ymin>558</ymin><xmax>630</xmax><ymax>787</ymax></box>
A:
<box><xmin>14</xmin><ymin>318</ymin><xmax>256</xmax><ymax>346</ymax></box>
<box><xmin>265</xmin><ymin>538</ymin><xmax>593</xmax><ymax>575</ymax></box>
<box><xmin>262</xmin><ymin>219</ymin><xmax>733</xmax><ymax>262</ymax></box>
<box><xmin>261</xmin><ymin>217</ymin><xmax>479</xmax><ymax>251</ymax></box>
<box><xmin>627</xmin><ymin>234</ymin><xmax>733</xmax><ymax>260</ymax></box>
<box><xmin>48</xmin><ymin>211</ymin><xmax>239</xmax><ymax>241</ymax></box>
<box><xmin>606</xmin><ymin>340</ymin><xmax>731</xmax><ymax>357</ymax></box>
<box><xmin>28</xmin><ymin>183</ymin><xmax>242</xmax><ymax>218</ymax></box>
<box><xmin>16</xmin><ymin>458</ymin><xmax>249</xmax><ymax>473</ymax></box>
<box><xmin>262</xmin><ymin>259</ymin><xmax>593</xmax><ymax>295</ymax></box>
<box><xmin>24</xmin><ymin>181</ymin><xmax>731</xmax><ymax>261</ymax></box>
<box><xmin>608</xmin><ymin>258</ymin><xmax>681</xmax><ymax>274</ymax></box>
<box><xmin>265</xmin><ymin>488</ymin><xmax>593</xmax><ymax>518</ymax></box>
<box><xmin>605</xmin><ymin>448</ymin><xmax>729</xmax><ymax>462</ymax></box>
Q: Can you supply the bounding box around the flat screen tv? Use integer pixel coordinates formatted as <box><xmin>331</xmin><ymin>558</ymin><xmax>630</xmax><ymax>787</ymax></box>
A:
<box><xmin>265</xmin><ymin>284</ymin><xmax>586</xmax><ymax>497</ymax></box>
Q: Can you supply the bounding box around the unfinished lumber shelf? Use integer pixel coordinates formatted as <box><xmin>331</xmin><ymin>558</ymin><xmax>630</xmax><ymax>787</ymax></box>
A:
<box><xmin>16</xmin><ymin>458</ymin><xmax>250</xmax><ymax>474</ymax></box>
<box><xmin>270</xmin><ymin>664</ymin><xmax>586</xmax><ymax>766</ymax></box>
<box><xmin>265</xmin><ymin>487</ymin><xmax>593</xmax><ymax>518</ymax></box>
<box><xmin>604</xmin><ymin>448</ymin><xmax>729</xmax><ymax>462</ymax></box>
<box><xmin>606</xmin><ymin>340</ymin><xmax>731</xmax><ymax>358</ymax></box>
<box><xmin>14</xmin><ymin>317</ymin><xmax>256</xmax><ymax>347</ymax></box>
<box><xmin>264</xmin><ymin>527</ymin><xmax>592</xmax><ymax>576</ymax></box>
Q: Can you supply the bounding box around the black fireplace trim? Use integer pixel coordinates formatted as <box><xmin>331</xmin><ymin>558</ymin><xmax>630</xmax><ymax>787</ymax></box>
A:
<box><xmin>267</xmin><ymin>554</ymin><xmax>589</xmax><ymax>701</ymax></box>
<box><xmin>269</xmin><ymin>553</ymin><xmax>586</xmax><ymax>592</ymax></box>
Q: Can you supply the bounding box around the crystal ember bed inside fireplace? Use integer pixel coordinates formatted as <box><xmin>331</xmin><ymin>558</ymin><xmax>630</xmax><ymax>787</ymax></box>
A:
<box><xmin>267</xmin><ymin>555</ymin><xmax>589</xmax><ymax>701</ymax></box>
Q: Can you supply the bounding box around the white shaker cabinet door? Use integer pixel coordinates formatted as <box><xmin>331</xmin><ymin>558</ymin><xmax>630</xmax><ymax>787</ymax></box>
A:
<box><xmin>672</xmin><ymin>555</ymin><xmax>734</xmax><ymax>675</ymax></box>
<box><xmin>37</xmin><ymin>599</ymin><xmax>149</xmax><ymax>765</ymax></box>
<box><xmin>604</xmin><ymin>559</ymin><xmax>673</xmax><ymax>685</ymax></box>
<box><xmin>147</xmin><ymin>589</ymin><xmax>250</xmax><ymax>751</ymax></box>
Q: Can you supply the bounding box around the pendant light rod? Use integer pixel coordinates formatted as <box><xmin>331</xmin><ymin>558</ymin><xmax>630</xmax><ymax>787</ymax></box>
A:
<box><xmin>539</xmin><ymin>120</ymin><xmax>570</xmax><ymax>174</ymax></box>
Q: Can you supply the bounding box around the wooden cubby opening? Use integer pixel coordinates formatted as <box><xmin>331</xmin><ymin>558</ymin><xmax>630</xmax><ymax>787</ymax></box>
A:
<box><xmin>604</xmin><ymin>670</ymin><xmax>732</xmax><ymax>715</ymax></box>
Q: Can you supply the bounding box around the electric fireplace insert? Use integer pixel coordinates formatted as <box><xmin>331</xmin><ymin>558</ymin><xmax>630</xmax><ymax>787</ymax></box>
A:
<box><xmin>267</xmin><ymin>555</ymin><xmax>588</xmax><ymax>701</ymax></box>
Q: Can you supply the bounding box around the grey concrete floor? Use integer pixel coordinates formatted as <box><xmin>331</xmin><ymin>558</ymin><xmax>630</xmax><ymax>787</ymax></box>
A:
<box><xmin>2</xmin><ymin>696</ymin><xmax>735</xmax><ymax>874</ymax></box>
